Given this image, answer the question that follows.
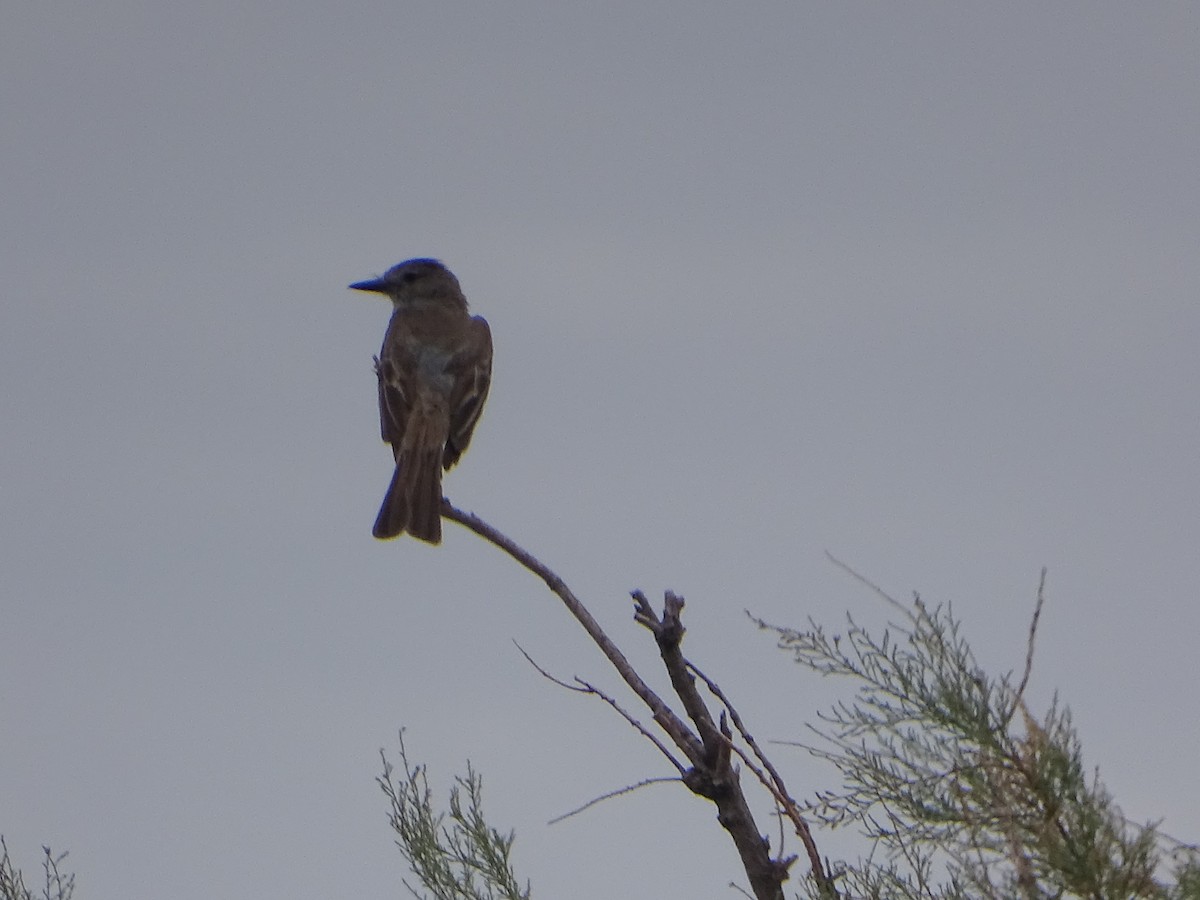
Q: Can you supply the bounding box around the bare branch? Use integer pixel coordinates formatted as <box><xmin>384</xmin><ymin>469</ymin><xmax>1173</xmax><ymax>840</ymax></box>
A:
<box><xmin>632</xmin><ymin>590</ymin><xmax>722</xmax><ymax>754</ymax></box>
<box><xmin>688</xmin><ymin>662</ymin><xmax>827</xmax><ymax>885</ymax></box>
<box><xmin>443</xmin><ymin>502</ymin><xmax>834</xmax><ymax>900</ymax></box>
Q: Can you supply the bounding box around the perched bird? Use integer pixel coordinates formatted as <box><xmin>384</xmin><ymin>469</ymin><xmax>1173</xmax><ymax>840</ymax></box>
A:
<box><xmin>350</xmin><ymin>258</ymin><xmax>492</xmax><ymax>543</ymax></box>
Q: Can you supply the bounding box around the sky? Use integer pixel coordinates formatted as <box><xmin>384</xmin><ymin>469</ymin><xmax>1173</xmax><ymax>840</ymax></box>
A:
<box><xmin>3</xmin><ymin>2</ymin><xmax>1199</xmax><ymax>897</ymax></box>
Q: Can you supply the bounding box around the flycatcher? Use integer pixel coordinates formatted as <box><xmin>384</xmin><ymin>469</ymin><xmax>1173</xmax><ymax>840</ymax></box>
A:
<box><xmin>350</xmin><ymin>258</ymin><xmax>493</xmax><ymax>543</ymax></box>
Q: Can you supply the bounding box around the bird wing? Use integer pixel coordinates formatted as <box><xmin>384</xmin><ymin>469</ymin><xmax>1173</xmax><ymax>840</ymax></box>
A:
<box><xmin>375</xmin><ymin>353</ymin><xmax>410</xmax><ymax>447</ymax></box>
<box><xmin>442</xmin><ymin>315</ymin><xmax>493</xmax><ymax>469</ymax></box>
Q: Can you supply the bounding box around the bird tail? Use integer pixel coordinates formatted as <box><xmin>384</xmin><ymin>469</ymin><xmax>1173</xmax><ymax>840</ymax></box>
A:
<box><xmin>373</xmin><ymin>400</ymin><xmax>448</xmax><ymax>544</ymax></box>
<box><xmin>372</xmin><ymin>450</ymin><xmax>443</xmax><ymax>543</ymax></box>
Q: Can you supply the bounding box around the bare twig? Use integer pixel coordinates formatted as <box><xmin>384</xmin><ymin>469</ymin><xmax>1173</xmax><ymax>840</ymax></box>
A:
<box><xmin>547</xmin><ymin>777</ymin><xmax>681</xmax><ymax>825</ymax></box>
<box><xmin>512</xmin><ymin>640</ymin><xmax>590</xmax><ymax>693</ymax></box>
<box><xmin>1002</xmin><ymin>568</ymin><xmax>1047</xmax><ymax>730</ymax></box>
<box><xmin>514</xmin><ymin>640</ymin><xmax>688</xmax><ymax>774</ymax></box>
<box><xmin>825</xmin><ymin>552</ymin><xmax>908</xmax><ymax>615</ymax></box>
<box><xmin>578</xmin><ymin>677</ymin><xmax>690</xmax><ymax>775</ymax></box>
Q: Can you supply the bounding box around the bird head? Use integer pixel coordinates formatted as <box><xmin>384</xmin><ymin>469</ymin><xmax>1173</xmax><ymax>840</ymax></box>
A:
<box><xmin>349</xmin><ymin>258</ymin><xmax>465</xmax><ymax>308</ymax></box>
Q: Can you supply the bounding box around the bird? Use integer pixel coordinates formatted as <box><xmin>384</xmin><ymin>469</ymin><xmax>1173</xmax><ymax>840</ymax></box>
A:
<box><xmin>350</xmin><ymin>258</ymin><xmax>493</xmax><ymax>543</ymax></box>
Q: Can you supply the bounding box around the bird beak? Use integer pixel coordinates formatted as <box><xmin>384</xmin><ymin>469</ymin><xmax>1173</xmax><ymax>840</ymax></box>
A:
<box><xmin>349</xmin><ymin>277</ymin><xmax>387</xmax><ymax>293</ymax></box>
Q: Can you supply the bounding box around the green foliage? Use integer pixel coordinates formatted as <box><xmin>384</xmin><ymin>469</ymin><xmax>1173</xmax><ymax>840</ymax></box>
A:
<box><xmin>760</xmin><ymin>585</ymin><xmax>1200</xmax><ymax>899</ymax></box>
<box><xmin>0</xmin><ymin>838</ymin><xmax>74</xmax><ymax>900</ymax></box>
<box><xmin>379</xmin><ymin>734</ymin><xmax>531</xmax><ymax>900</ymax></box>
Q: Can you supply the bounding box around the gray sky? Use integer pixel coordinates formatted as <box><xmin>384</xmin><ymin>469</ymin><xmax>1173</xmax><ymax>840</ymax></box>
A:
<box><xmin>3</xmin><ymin>3</ymin><xmax>1198</xmax><ymax>897</ymax></box>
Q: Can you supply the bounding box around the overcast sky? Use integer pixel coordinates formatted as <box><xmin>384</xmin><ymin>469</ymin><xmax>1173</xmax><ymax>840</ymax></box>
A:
<box><xmin>3</xmin><ymin>3</ymin><xmax>1198</xmax><ymax>897</ymax></box>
